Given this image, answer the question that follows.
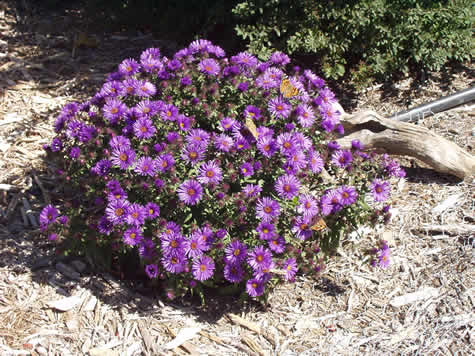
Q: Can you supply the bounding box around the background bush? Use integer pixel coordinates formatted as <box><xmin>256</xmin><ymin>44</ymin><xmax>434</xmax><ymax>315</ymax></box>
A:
<box><xmin>233</xmin><ymin>0</ymin><xmax>474</xmax><ymax>84</ymax></box>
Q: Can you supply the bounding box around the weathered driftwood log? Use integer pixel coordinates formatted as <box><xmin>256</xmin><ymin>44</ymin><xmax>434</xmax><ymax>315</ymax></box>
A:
<box><xmin>336</xmin><ymin>109</ymin><xmax>475</xmax><ymax>179</ymax></box>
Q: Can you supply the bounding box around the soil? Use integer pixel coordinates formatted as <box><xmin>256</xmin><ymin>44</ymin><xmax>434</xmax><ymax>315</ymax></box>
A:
<box><xmin>0</xmin><ymin>2</ymin><xmax>474</xmax><ymax>356</ymax></box>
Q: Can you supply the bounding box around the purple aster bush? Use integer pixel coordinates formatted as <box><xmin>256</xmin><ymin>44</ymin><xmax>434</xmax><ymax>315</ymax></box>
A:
<box><xmin>41</xmin><ymin>39</ymin><xmax>405</xmax><ymax>303</ymax></box>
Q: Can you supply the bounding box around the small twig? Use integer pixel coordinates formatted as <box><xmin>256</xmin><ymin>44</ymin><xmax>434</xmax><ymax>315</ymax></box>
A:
<box><xmin>22</xmin><ymin>197</ymin><xmax>38</xmax><ymax>227</ymax></box>
<box><xmin>226</xmin><ymin>313</ymin><xmax>276</xmax><ymax>346</ymax></box>
<box><xmin>32</xmin><ymin>172</ymin><xmax>50</xmax><ymax>204</ymax></box>
<box><xmin>165</xmin><ymin>325</ymin><xmax>198</xmax><ymax>355</ymax></box>
<box><xmin>414</xmin><ymin>224</ymin><xmax>475</xmax><ymax>236</ymax></box>
<box><xmin>241</xmin><ymin>334</ymin><xmax>266</xmax><ymax>356</ymax></box>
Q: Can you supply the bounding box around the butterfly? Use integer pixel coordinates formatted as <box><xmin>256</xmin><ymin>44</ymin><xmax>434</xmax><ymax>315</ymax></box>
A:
<box><xmin>245</xmin><ymin>117</ymin><xmax>259</xmax><ymax>140</ymax></box>
<box><xmin>280</xmin><ymin>78</ymin><xmax>299</xmax><ymax>98</ymax></box>
<box><xmin>310</xmin><ymin>216</ymin><xmax>327</xmax><ymax>231</ymax></box>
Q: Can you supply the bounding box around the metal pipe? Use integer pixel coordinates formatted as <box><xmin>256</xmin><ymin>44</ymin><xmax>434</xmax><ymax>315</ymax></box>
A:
<box><xmin>388</xmin><ymin>86</ymin><xmax>475</xmax><ymax>122</ymax></box>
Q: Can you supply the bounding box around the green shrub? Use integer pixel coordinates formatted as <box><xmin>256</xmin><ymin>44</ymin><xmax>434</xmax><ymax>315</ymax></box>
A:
<box><xmin>233</xmin><ymin>0</ymin><xmax>474</xmax><ymax>84</ymax></box>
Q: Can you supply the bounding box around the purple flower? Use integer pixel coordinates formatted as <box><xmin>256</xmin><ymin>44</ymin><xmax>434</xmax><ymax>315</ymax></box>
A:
<box><xmin>145</xmin><ymin>202</ymin><xmax>160</xmax><ymax>219</ymax></box>
<box><xmin>308</xmin><ymin>150</ymin><xmax>324</xmax><ymax>173</ymax></box>
<box><xmin>193</xmin><ymin>226</ymin><xmax>214</xmax><ymax>251</ymax></box>
<box><xmin>268</xmin><ymin>235</ymin><xmax>286</xmax><ymax>254</ymax></box>
<box><xmin>103</xmin><ymin>98</ymin><xmax>127</xmax><ymax>124</ymax></box>
<box><xmin>214</xmin><ymin>134</ymin><xmax>234</xmax><ymax>152</ymax></box>
<box><xmin>40</xmin><ymin>204</ymin><xmax>58</xmax><ymax>226</ymax></box>
<box><xmin>246</xmin><ymin>278</ymin><xmax>265</xmax><ymax>297</ymax></box>
<box><xmin>291</xmin><ymin>216</ymin><xmax>313</xmax><ymax>240</ymax></box>
<box><xmin>377</xmin><ymin>248</ymin><xmax>391</xmax><ymax>268</ymax></box>
<box><xmin>197</xmin><ymin>160</ymin><xmax>223</xmax><ymax>185</ymax></box>
<box><xmin>257</xmin><ymin>136</ymin><xmax>278</xmax><ymax>158</ymax></box>
<box><xmin>231</xmin><ymin>52</ymin><xmax>258</xmax><ymax>68</ymax></box>
<box><xmin>286</xmin><ymin>150</ymin><xmax>307</xmax><ymax>171</ymax></box>
<box><xmin>244</xmin><ymin>105</ymin><xmax>261</xmax><ymax>120</ymax></box>
<box><xmin>277</xmin><ymin>132</ymin><xmax>298</xmax><ymax>155</ymax></box>
<box><xmin>111</xmin><ymin>146</ymin><xmax>136</xmax><ymax>170</ymax></box>
<box><xmin>161</xmin><ymin>232</ymin><xmax>186</xmax><ymax>257</ymax></box>
<box><xmin>370</xmin><ymin>178</ymin><xmax>391</xmax><ymax>202</ymax></box>
<box><xmin>237</xmin><ymin>82</ymin><xmax>249</xmax><ymax>91</ymax></box>
<box><xmin>256</xmin><ymin>197</ymin><xmax>281</xmax><ymax>222</ymax></box>
<box><xmin>296</xmin><ymin>104</ymin><xmax>315</xmax><ymax>128</ymax></box>
<box><xmin>109</xmin><ymin>135</ymin><xmax>131</xmax><ymax>150</ymax></box>
<box><xmin>105</xmin><ymin>199</ymin><xmax>129</xmax><ymax>225</ymax></box>
<box><xmin>135</xmin><ymin>100</ymin><xmax>159</xmax><ymax>117</ymax></box>
<box><xmin>351</xmin><ymin>139</ymin><xmax>364</xmax><ymax>150</ymax></box>
<box><xmin>331</xmin><ymin>150</ymin><xmax>353</xmax><ymax>169</ymax></box>
<box><xmin>192</xmin><ymin>255</ymin><xmax>215</xmax><ymax>281</ymax></box>
<box><xmin>118</xmin><ymin>58</ymin><xmax>140</xmax><ymax>76</ymax></box>
<box><xmin>70</xmin><ymin>146</ymin><xmax>80</xmax><ymax>159</ymax></box>
<box><xmin>186</xmin><ymin>129</ymin><xmax>210</xmax><ymax>148</ymax></box>
<box><xmin>327</xmin><ymin>141</ymin><xmax>340</xmax><ymax>151</ymax></box>
<box><xmin>268</xmin><ymin>97</ymin><xmax>292</xmax><ymax>119</ymax></box>
<box><xmin>145</xmin><ymin>264</ymin><xmax>158</xmax><ymax>279</ymax></box>
<box><xmin>198</xmin><ymin>58</ymin><xmax>220</xmax><ymax>76</ymax></box>
<box><xmin>234</xmin><ymin>137</ymin><xmax>250</xmax><ymax>151</ymax></box>
<box><xmin>180</xmin><ymin>76</ymin><xmax>192</xmax><ymax>86</ymax></box>
<box><xmin>101</xmin><ymin>80</ymin><xmax>125</xmax><ymax>98</ymax></box>
<box><xmin>161</xmin><ymin>104</ymin><xmax>179</xmax><ymax>121</ymax></box>
<box><xmin>220</xmin><ymin>117</ymin><xmax>237</xmax><ymax>131</ymax></box>
<box><xmin>184</xmin><ymin>233</ymin><xmax>206</xmax><ymax>258</ymax></box>
<box><xmin>135</xmin><ymin>80</ymin><xmax>157</xmax><ymax>97</ymax></box>
<box><xmin>177</xmin><ymin>179</ymin><xmax>203</xmax><ymax>205</ymax></box>
<box><xmin>275</xmin><ymin>174</ymin><xmax>300</xmax><ymax>199</ymax></box>
<box><xmin>133</xmin><ymin>117</ymin><xmax>156</xmax><ymax>139</ymax></box>
<box><xmin>338</xmin><ymin>185</ymin><xmax>358</xmax><ymax>206</ymax></box>
<box><xmin>123</xmin><ymin>227</ymin><xmax>143</xmax><ymax>246</ymax></box>
<box><xmin>257</xmin><ymin>222</ymin><xmax>276</xmax><ymax>241</ymax></box>
<box><xmin>240</xmin><ymin>162</ymin><xmax>254</xmax><ymax>177</ymax></box>
<box><xmin>50</xmin><ymin>138</ymin><xmax>63</xmax><ymax>152</ymax></box>
<box><xmin>98</xmin><ymin>216</ymin><xmax>113</xmax><ymax>235</ymax></box>
<box><xmin>283</xmin><ymin>258</ymin><xmax>298</xmax><ymax>281</ymax></box>
<box><xmin>156</xmin><ymin>153</ymin><xmax>175</xmax><ymax>173</ymax></box>
<box><xmin>126</xmin><ymin>203</ymin><xmax>147</xmax><ymax>226</ymax></box>
<box><xmin>92</xmin><ymin>159</ymin><xmax>112</xmax><ymax>176</ymax></box>
<box><xmin>225</xmin><ymin>240</ymin><xmax>247</xmax><ymax>264</ymax></box>
<box><xmin>48</xmin><ymin>233</ymin><xmax>58</xmax><ymax>241</ymax></box>
<box><xmin>224</xmin><ymin>263</ymin><xmax>245</xmax><ymax>283</ymax></box>
<box><xmin>182</xmin><ymin>143</ymin><xmax>206</xmax><ymax>165</ymax></box>
<box><xmin>242</xmin><ymin>184</ymin><xmax>262</xmax><ymax>198</ymax></box>
<box><xmin>270</xmin><ymin>51</ymin><xmax>290</xmax><ymax>66</ymax></box>
<box><xmin>297</xmin><ymin>194</ymin><xmax>319</xmax><ymax>218</ymax></box>
<box><xmin>177</xmin><ymin>114</ymin><xmax>191</xmax><ymax>131</ymax></box>
<box><xmin>247</xmin><ymin>246</ymin><xmax>273</xmax><ymax>273</ymax></box>
<box><xmin>161</xmin><ymin>254</ymin><xmax>187</xmax><ymax>274</ymax></box>
<box><xmin>134</xmin><ymin>156</ymin><xmax>157</xmax><ymax>176</ymax></box>
<box><xmin>314</xmin><ymin>87</ymin><xmax>336</xmax><ymax>106</ymax></box>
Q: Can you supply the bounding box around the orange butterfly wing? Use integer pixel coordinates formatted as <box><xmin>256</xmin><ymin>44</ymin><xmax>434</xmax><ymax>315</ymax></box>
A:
<box><xmin>245</xmin><ymin>117</ymin><xmax>259</xmax><ymax>140</ymax></box>
<box><xmin>310</xmin><ymin>217</ymin><xmax>327</xmax><ymax>231</ymax></box>
<box><xmin>280</xmin><ymin>78</ymin><xmax>299</xmax><ymax>98</ymax></box>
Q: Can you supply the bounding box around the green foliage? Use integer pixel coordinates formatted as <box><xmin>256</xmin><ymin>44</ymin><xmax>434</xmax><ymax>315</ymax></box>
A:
<box><xmin>233</xmin><ymin>0</ymin><xmax>474</xmax><ymax>82</ymax></box>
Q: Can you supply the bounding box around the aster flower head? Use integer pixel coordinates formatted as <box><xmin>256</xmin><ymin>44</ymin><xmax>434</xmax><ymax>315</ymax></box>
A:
<box><xmin>338</xmin><ymin>185</ymin><xmax>358</xmax><ymax>206</ymax></box>
<box><xmin>275</xmin><ymin>174</ymin><xmax>301</xmax><ymax>200</ymax></box>
<box><xmin>370</xmin><ymin>178</ymin><xmax>391</xmax><ymax>202</ymax></box>
<box><xmin>220</xmin><ymin>117</ymin><xmax>238</xmax><ymax>131</ymax></box>
<box><xmin>109</xmin><ymin>135</ymin><xmax>131</xmax><ymax>150</ymax></box>
<box><xmin>177</xmin><ymin>114</ymin><xmax>191</xmax><ymax>131</ymax></box>
<box><xmin>145</xmin><ymin>264</ymin><xmax>158</xmax><ymax>279</ymax></box>
<box><xmin>70</xmin><ymin>146</ymin><xmax>80</xmax><ymax>159</ymax></box>
<box><xmin>296</xmin><ymin>104</ymin><xmax>315</xmax><ymax>128</ymax></box>
<box><xmin>268</xmin><ymin>235</ymin><xmax>286</xmax><ymax>254</ymax></box>
<box><xmin>105</xmin><ymin>199</ymin><xmax>129</xmax><ymax>225</ymax></box>
<box><xmin>182</xmin><ymin>143</ymin><xmax>206</xmax><ymax>165</ymax></box>
<box><xmin>91</xmin><ymin>159</ymin><xmax>112</xmax><ymax>177</ymax></box>
<box><xmin>134</xmin><ymin>80</ymin><xmax>157</xmax><ymax>98</ymax></box>
<box><xmin>331</xmin><ymin>149</ymin><xmax>353</xmax><ymax>169</ymax></box>
<box><xmin>244</xmin><ymin>105</ymin><xmax>261</xmax><ymax>120</ymax></box>
<box><xmin>257</xmin><ymin>221</ymin><xmax>276</xmax><ymax>241</ymax></box>
<box><xmin>242</xmin><ymin>184</ymin><xmax>262</xmax><ymax>198</ymax></box>
<box><xmin>177</xmin><ymin>179</ymin><xmax>203</xmax><ymax>205</ymax></box>
<box><xmin>192</xmin><ymin>255</ymin><xmax>215</xmax><ymax>281</ymax></box>
<box><xmin>268</xmin><ymin>97</ymin><xmax>292</xmax><ymax>119</ymax></box>
<box><xmin>257</xmin><ymin>136</ymin><xmax>278</xmax><ymax>158</ymax></box>
<box><xmin>351</xmin><ymin>139</ymin><xmax>364</xmax><ymax>150</ymax></box>
<box><xmin>225</xmin><ymin>240</ymin><xmax>248</xmax><ymax>264</ymax></box>
<box><xmin>246</xmin><ymin>278</ymin><xmax>265</xmax><ymax>297</ymax></box>
<box><xmin>198</xmin><ymin>160</ymin><xmax>223</xmax><ymax>185</ymax></box>
<box><xmin>40</xmin><ymin>204</ymin><xmax>59</xmax><ymax>227</ymax></box>
<box><xmin>297</xmin><ymin>194</ymin><xmax>319</xmax><ymax>218</ymax></box>
<box><xmin>145</xmin><ymin>202</ymin><xmax>160</xmax><ymax>219</ymax></box>
<box><xmin>214</xmin><ymin>134</ymin><xmax>234</xmax><ymax>152</ymax></box>
<box><xmin>103</xmin><ymin>98</ymin><xmax>127</xmax><ymax>124</ymax></box>
<box><xmin>199</xmin><ymin>58</ymin><xmax>220</xmax><ymax>76</ymax></box>
<box><xmin>231</xmin><ymin>52</ymin><xmax>258</xmax><ymax>68</ymax></box>
<box><xmin>240</xmin><ymin>162</ymin><xmax>254</xmax><ymax>177</ymax></box>
<box><xmin>100</xmin><ymin>80</ymin><xmax>126</xmax><ymax>98</ymax></box>
<box><xmin>161</xmin><ymin>232</ymin><xmax>186</xmax><ymax>257</ymax></box>
<box><xmin>97</xmin><ymin>216</ymin><xmax>113</xmax><ymax>235</ymax></box>
<box><xmin>111</xmin><ymin>146</ymin><xmax>136</xmax><ymax>170</ymax></box>
<box><xmin>161</xmin><ymin>104</ymin><xmax>179</xmax><ymax>121</ymax></box>
<box><xmin>224</xmin><ymin>262</ymin><xmax>245</xmax><ymax>283</ymax></box>
<box><xmin>126</xmin><ymin>203</ymin><xmax>147</xmax><ymax>226</ymax></box>
<box><xmin>123</xmin><ymin>227</ymin><xmax>144</xmax><ymax>246</ymax></box>
<box><xmin>118</xmin><ymin>58</ymin><xmax>140</xmax><ymax>76</ymax></box>
<box><xmin>247</xmin><ymin>246</ymin><xmax>273</xmax><ymax>273</ymax></box>
<box><xmin>134</xmin><ymin>156</ymin><xmax>157</xmax><ymax>176</ymax></box>
<box><xmin>277</xmin><ymin>132</ymin><xmax>298</xmax><ymax>155</ymax></box>
<box><xmin>161</xmin><ymin>253</ymin><xmax>187</xmax><ymax>274</ymax></box>
<box><xmin>269</xmin><ymin>51</ymin><xmax>290</xmax><ymax>66</ymax></box>
<box><xmin>283</xmin><ymin>258</ymin><xmax>298</xmax><ymax>281</ymax></box>
<box><xmin>256</xmin><ymin>197</ymin><xmax>281</xmax><ymax>222</ymax></box>
<box><xmin>308</xmin><ymin>149</ymin><xmax>324</xmax><ymax>174</ymax></box>
<box><xmin>186</xmin><ymin>129</ymin><xmax>210</xmax><ymax>148</ymax></box>
<box><xmin>291</xmin><ymin>216</ymin><xmax>313</xmax><ymax>240</ymax></box>
<box><xmin>184</xmin><ymin>233</ymin><xmax>206</xmax><ymax>259</ymax></box>
<box><xmin>156</xmin><ymin>153</ymin><xmax>175</xmax><ymax>173</ymax></box>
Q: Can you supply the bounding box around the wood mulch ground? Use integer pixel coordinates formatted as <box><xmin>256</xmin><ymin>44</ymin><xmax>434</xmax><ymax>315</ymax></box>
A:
<box><xmin>0</xmin><ymin>2</ymin><xmax>474</xmax><ymax>355</ymax></box>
